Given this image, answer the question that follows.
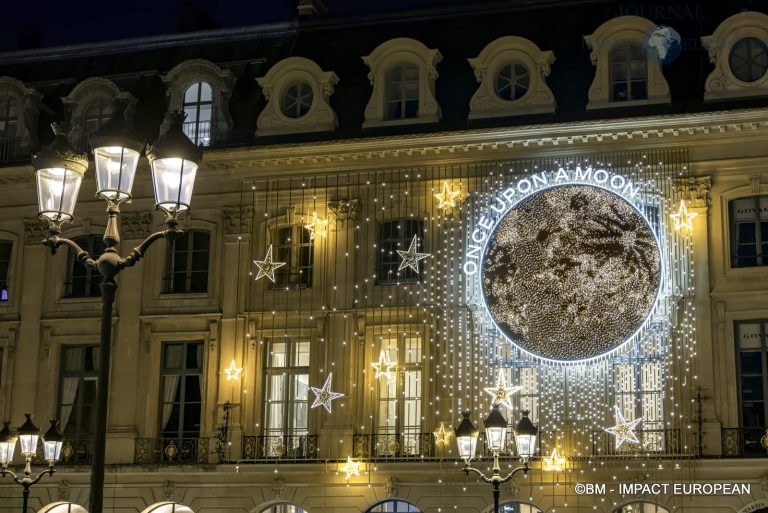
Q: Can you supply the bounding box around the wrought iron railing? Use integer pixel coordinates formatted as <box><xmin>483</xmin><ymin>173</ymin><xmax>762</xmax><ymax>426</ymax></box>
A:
<box><xmin>57</xmin><ymin>438</ymin><xmax>93</xmax><ymax>465</ymax></box>
<box><xmin>182</xmin><ymin>121</ymin><xmax>212</xmax><ymax>147</ymax></box>
<box><xmin>134</xmin><ymin>437</ymin><xmax>209</xmax><ymax>465</ymax></box>
<box><xmin>353</xmin><ymin>433</ymin><xmax>435</xmax><ymax>460</ymax></box>
<box><xmin>242</xmin><ymin>434</ymin><xmax>318</xmax><ymax>461</ymax></box>
<box><xmin>0</xmin><ymin>135</ymin><xmax>22</xmax><ymax>163</ymax></box>
<box><xmin>721</xmin><ymin>427</ymin><xmax>768</xmax><ymax>457</ymax></box>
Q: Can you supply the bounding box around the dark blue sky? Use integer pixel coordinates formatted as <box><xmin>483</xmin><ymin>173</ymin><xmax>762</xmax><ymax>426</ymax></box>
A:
<box><xmin>0</xmin><ymin>0</ymin><xmax>471</xmax><ymax>51</ymax></box>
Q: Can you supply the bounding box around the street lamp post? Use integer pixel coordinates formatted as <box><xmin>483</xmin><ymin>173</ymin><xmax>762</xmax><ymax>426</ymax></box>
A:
<box><xmin>31</xmin><ymin>104</ymin><xmax>202</xmax><ymax>513</ymax></box>
<box><xmin>455</xmin><ymin>406</ymin><xmax>538</xmax><ymax>513</ymax></box>
<box><xmin>0</xmin><ymin>415</ymin><xmax>64</xmax><ymax>513</ymax></box>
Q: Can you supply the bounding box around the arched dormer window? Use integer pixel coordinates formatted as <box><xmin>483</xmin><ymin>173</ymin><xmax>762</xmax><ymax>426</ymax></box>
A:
<box><xmin>702</xmin><ymin>11</ymin><xmax>768</xmax><ymax>101</ymax></box>
<box><xmin>468</xmin><ymin>36</ymin><xmax>556</xmax><ymax>119</ymax></box>
<box><xmin>256</xmin><ymin>56</ymin><xmax>339</xmax><ymax>136</ymax></box>
<box><xmin>0</xmin><ymin>76</ymin><xmax>43</xmax><ymax>160</ymax></box>
<box><xmin>62</xmin><ymin>77</ymin><xmax>129</xmax><ymax>153</ymax></box>
<box><xmin>583</xmin><ymin>16</ymin><xmax>670</xmax><ymax>109</ymax></box>
<box><xmin>362</xmin><ymin>38</ymin><xmax>442</xmax><ymax>128</ymax></box>
<box><xmin>162</xmin><ymin>59</ymin><xmax>235</xmax><ymax>146</ymax></box>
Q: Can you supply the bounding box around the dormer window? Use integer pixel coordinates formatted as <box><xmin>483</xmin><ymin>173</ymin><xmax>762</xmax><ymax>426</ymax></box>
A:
<box><xmin>362</xmin><ymin>38</ymin><xmax>442</xmax><ymax>128</ymax></box>
<box><xmin>182</xmin><ymin>81</ymin><xmax>213</xmax><ymax>146</ymax></box>
<box><xmin>280</xmin><ymin>82</ymin><xmax>313</xmax><ymax>119</ymax></box>
<box><xmin>62</xmin><ymin>77</ymin><xmax>126</xmax><ymax>153</ymax></box>
<box><xmin>610</xmin><ymin>42</ymin><xmax>647</xmax><ymax>101</ymax></box>
<box><xmin>495</xmin><ymin>63</ymin><xmax>529</xmax><ymax>101</ymax></box>
<box><xmin>583</xmin><ymin>16</ymin><xmax>670</xmax><ymax>109</ymax></box>
<box><xmin>0</xmin><ymin>76</ymin><xmax>43</xmax><ymax>160</ymax></box>
<box><xmin>729</xmin><ymin>37</ymin><xmax>768</xmax><ymax>84</ymax></box>
<box><xmin>0</xmin><ymin>97</ymin><xmax>19</xmax><ymax>158</ymax></box>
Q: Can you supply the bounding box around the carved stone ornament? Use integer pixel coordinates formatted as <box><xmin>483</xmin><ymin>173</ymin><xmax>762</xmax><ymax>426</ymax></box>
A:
<box><xmin>702</xmin><ymin>12</ymin><xmax>768</xmax><ymax>101</ymax></box>
<box><xmin>272</xmin><ymin>476</ymin><xmax>287</xmax><ymax>499</ymax></box>
<box><xmin>385</xmin><ymin>476</ymin><xmax>399</xmax><ymax>498</ymax></box>
<box><xmin>759</xmin><ymin>471</ymin><xmax>768</xmax><ymax>494</ymax></box>
<box><xmin>362</xmin><ymin>38</ymin><xmax>442</xmax><ymax>128</ymax></box>
<box><xmin>120</xmin><ymin>211</ymin><xmax>153</xmax><ymax>240</ymax></box>
<box><xmin>23</xmin><ymin>219</ymin><xmax>48</xmax><ymax>245</ymax></box>
<box><xmin>468</xmin><ymin>36</ymin><xmax>557</xmax><ymax>119</ymax></box>
<box><xmin>223</xmin><ymin>206</ymin><xmax>254</xmax><ymax>235</ymax></box>
<box><xmin>162</xmin><ymin>480</ymin><xmax>175</xmax><ymax>501</ymax></box>
<box><xmin>504</xmin><ymin>476</ymin><xmax>520</xmax><ymax>498</ymax></box>
<box><xmin>256</xmin><ymin>57</ymin><xmax>340</xmax><ymax>136</ymax></box>
<box><xmin>327</xmin><ymin>199</ymin><xmax>360</xmax><ymax>226</ymax></box>
<box><xmin>673</xmin><ymin>176</ymin><xmax>712</xmax><ymax>209</ymax></box>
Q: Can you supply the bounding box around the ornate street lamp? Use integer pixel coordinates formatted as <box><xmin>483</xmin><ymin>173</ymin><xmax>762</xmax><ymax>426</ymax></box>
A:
<box><xmin>455</xmin><ymin>407</ymin><xmax>538</xmax><ymax>513</ymax></box>
<box><xmin>0</xmin><ymin>415</ymin><xmax>64</xmax><ymax>513</ymax></box>
<box><xmin>32</xmin><ymin>106</ymin><xmax>202</xmax><ymax>513</ymax></box>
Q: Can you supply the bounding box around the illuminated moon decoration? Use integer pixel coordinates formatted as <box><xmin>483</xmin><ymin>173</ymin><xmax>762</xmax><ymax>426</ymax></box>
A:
<box><xmin>481</xmin><ymin>184</ymin><xmax>661</xmax><ymax>361</ymax></box>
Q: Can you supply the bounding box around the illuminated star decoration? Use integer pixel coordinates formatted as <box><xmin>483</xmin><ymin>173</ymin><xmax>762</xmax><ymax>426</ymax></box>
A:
<box><xmin>371</xmin><ymin>350</ymin><xmax>396</xmax><ymax>380</ymax></box>
<box><xmin>433</xmin><ymin>422</ymin><xmax>450</xmax><ymax>446</ymax></box>
<box><xmin>310</xmin><ymin>372</ymin><xmax>344</xmax><ymax>413</ymax></box>
<box><xmin>434</xmin><ymin>180</ymin><xmax>462</xmax><ymax>211</ymax></box>
<box><xmin>341</xmin><ymin>456</ymin><xmax>360</xmax><ymax>480</ymax></box>
<box><xmin>397</xmin><ymin>235</ymin><xmax>431</xmax><ymax>273</ymax></box>
<box><xmin>542</xmin><ymin>448</ymin><xmax>566</xmax><ymax>472</ymax></box>
<box><xmin>224</xmin><ymin>360</ymin><xmax>243</xmax><ymax>381</ymax></box>
<box><xmin>304</xmin><ymin>212</ymin><xmax>329</xmax><ymax>240</ymax></box>
<box><xmin>604</xmin><ymin>406</ymin><xmax>643</xmax><ymax>449</ymax></box>
<box><xmin>670</xmin><ymin>199</ymin><xmax>698</xmax><ymax>234</ymax></box>
<box><xmin>484</xmin><ymin>368</ymin><xmax>522</xmax><ymax>410</ymax></box>
<box><xmin>252</xmin><ymin>244</ymin><xmax>286</xmax><ymax>282</ymax></box>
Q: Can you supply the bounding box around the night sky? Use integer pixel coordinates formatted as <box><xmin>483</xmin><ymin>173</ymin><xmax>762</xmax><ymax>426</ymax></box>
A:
<box><xmin>0</xmin><ymin>0</ymin><xmax>477</xmax><ymax>51</ymax></box>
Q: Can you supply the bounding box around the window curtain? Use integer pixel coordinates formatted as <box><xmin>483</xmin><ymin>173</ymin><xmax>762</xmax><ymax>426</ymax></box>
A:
<box><xmin>59</xmin><ymin>347</ymin><xmax>83</xmax><ymax>432</ymax></box>
<box><xmin>161</xmin><ymin>347</ymin><xmax>184</xmax><ymax>431</ymax></box>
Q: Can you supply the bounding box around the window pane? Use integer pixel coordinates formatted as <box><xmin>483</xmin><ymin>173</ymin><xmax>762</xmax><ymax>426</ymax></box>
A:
<box><xmin>184</xmin><ymin>83</ymin><xmax>201</xmax><ymax>103</ymax></box>
<box><xmin>271</xmin><ymin>342</ymin><xmax>287</xmax><ymax>367</ymax></box>
<box><xmin>269</xmin><ymin>374</ymin><xmax>285</xmax><ymax>400</ymax></box>
<box><xmin>740</xmin><ymin>352</ymin><xmax>763</xmax><ymax>375</ymax></box>
<box><xmin>739</xmin><ymin>323</ymin><xmax>762</xmax><ymax>348</ymax></box>
<box><xmin>165</xmin><ymin>231</ymin><xmax>210</xmax><ymax>293</ymax></box>
<box><xmin>199</xmin><ymin>82</ymin><xmax>213</xmax><ymax>102</ymax></box>
<box><xmin>741</xmin><ymin>376</ymin><xmax>765</xmax><ymax>401</ymax></box>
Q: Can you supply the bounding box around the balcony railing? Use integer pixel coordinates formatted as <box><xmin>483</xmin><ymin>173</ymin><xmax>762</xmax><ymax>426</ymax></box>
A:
<box><xmin>57</xmin><ymin>438</ymin><xmax>93</xmax><ymax>465</ymax></box>
<box><xmin>134</xmin><ymin>437</ymin><xmax>209</xmax><ymax>465</ymax></box>
<box><xmin>353</xmin><ymin>433</ymin><xmax>435</xmax><ymax>460</ymax></box>
<box><xmin>182</xmin><ymin>121</ymin><xmax>212</xmax><ymax>147</ymax></box>
<box><xmin>242</xmin><ymin>434</ymin><xmax>318</xmax><ymax>461</ymax></box>
<box><xmin>722</xmin><ymin>427</ymin><xmax>768</xmax><ymax>457</ymax></box>
<box><xmin>0</xmin><ymin>135</ymin><xmax>23</xmax><ymax>163</ymax></box>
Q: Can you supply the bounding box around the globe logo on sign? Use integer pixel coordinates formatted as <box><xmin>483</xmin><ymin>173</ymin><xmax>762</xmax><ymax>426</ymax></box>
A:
<box><xmin>643</xmin><ymin>25</ymin><xmax>682</xmax><ymax>65</ymax></box>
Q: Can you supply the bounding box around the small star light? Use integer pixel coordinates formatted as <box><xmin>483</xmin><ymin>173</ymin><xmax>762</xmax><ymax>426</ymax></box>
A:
<box><xmin>371</xmin><ymin>350</ymin><xmax>396</xmax><ymax>380</ymax></box>
<box><xmin>670</xmin><ymin>200</ymin><xmax>698</xmax><ymax>234</ymax></box>
<box><xmin>341</xmin><ymin>456</ymin><xmax>360</xmax><ymax>480</ymax></box>
<box><xmin>304</xmin><ymin>212</ymin><xmax>329</xmax><ymax>240</ymax></box>
<box><xmin>433</xmin><ymin>422</ymin><xmax>450</xmax><ymax>446</ymax></box>
<box><xmin>224</xmin><ymin>360</ymin><xmax>242</xmax><ymax>381</ymax></box>
<box><xmin>252</xmin><ymin>244</ymin><xmax>286</xmax><ymax>282</ymax></box>
<box><xmin>542</xmin><ymin>448</ymin><xmax>566</xmax><ymax>472</ymax></box>
<box><xmin>397</xmin><ymin>235</ymin><xmax>431</xmax><ymax>273</ymax></box>
<box><xmin>604</xmin><ymin>406</ymin><xmax>643</xmax><ymax>449</ymax></box>
<box><xmin>483</xmin><ymin>368</ymin><xmax>522</xmax><ymax>410</ymax></box>
<box><xmin>434</xmin><ymin>180</ymin><xmax>462</xmax><ymax>211</ymax></box>
<box><xmin>310</xmin><ymin>372</ymin><xmax>344</xmax><ymax>413</ymax></box>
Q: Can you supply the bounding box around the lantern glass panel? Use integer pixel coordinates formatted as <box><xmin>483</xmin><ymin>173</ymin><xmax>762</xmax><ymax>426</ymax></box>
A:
<box><xmin>36</xmin><ymin>167</ymin><xmax>83</xmax><ymax>222</ymax></box>
<box><xmin>150</xmin><ymin>158</ymin><xmax>198</xmax><ymax>214</ymax></box>
<box><xmin>94</xmin><ymin>146</ymin><xmax>140</xmax><ymax>202</ymax></box>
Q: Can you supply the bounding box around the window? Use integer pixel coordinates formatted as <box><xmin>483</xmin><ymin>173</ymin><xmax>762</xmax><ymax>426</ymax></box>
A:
<box><xmin>58</xmin><ymin>345</ymin><xmax>99</xmax><ymax>439</ymax></box>
<box><xmin>499</xmin><ymin>503</ymin><xmax>543</xmax><ymax>513</ymax></box>
<box><xmin>613</xmin><ymin>503</ymin><xmax>669</xmax><ymax>513</ymax></box>
<box><xmin>141</xmin><ymin>503</ymin><xmax>195</xmax><ymax>513</ymax></box>
<box><xmin>0</xmin><ymin>96</ymin><xmax>19</xmax><ymax>160</ymax></box>
<box><xmin>271</xmin><ymin>225</ymin><xmax>313</xmax><ymax>289</ymax></box>
<box><xmin>729</xmin><ymin>196</ymin><xmax>768</xmax><ymax>267</ymax></box>
<box><xmin>736</xmin><ymin>320</ymin><xmax>768</xmax><ymax>455</ymax></box>
<box><xmin>730</xmin><ymin>37</ymin><xmax>768</xmax><ymax>83</ymax></box>
<box><xmin>610</xmin><ymin>43</ymin><xmax>647</xmax><ymax>102</ymax></box>
<box><xmin>613</xmin><ymin>357</ymin><xmax>664</xmax><ymax>451</ymax></box>
<box><xmin>160</xmin><ymin>341</ymin><xmax>203</xmax><ymax>438</ymax></box>
<box><xmin>495</xmin><ymin>63</ymin><xmax>530</xmax><ymax>101</ymax></box>
<box><xmin>376</xmin><ymin>333</ymin><xmax>423</xmax><ymax>455</ymax></box>
<box><xmin>263</xmin><ymin>339</ymin><xmax>310</xmax><ymax>454</ymax></box>
<box><xmin>362</xmin><ymin>38</ymin><xmax>442</xmax><ymax>128</ymax></box>
<box><xmin>384</xmin><ymin>64</ymin><xmax>419</xmax><ymax>120</ymax></box>
<box><xmin>280</xmin><ymin>82</ymin><xmax>313</xmax><ymax>119</ymax></box>
<box><xmin>164</xmin><ymin>230</ymin><xmax>210</xmax><ymax>294</ymax></box>
<box><xmin>182</xmin><ymin>82</ymin><xmax>212</xmax><ymax>146</ymax></box>
<box><xmin>76</xmin><ymin>98</ymin><xmax>113</xmax><ymax>152</ymax></box>
<box><xmin>376</xmin><ymin>219</ymin><xmax>425</xmax><ymax>284</ymax></box>
<box><xmin>260</xmin><ymin>506</ymin><xmax>307</xmax><ymax>513</ymax></box>
<box><xmin>66</xmin><ymin>236</ymin><xmax>105</xmax><ymax>298</ymax></box>
<box><xmin>0</xmin><ymin>240</ymin><xmax>11</xmax><ymax>301</ymax></box>
<box><xmin>366</xmin><ymin>500</ymin><xmax>421</xmax><ymax>513</ymax></box>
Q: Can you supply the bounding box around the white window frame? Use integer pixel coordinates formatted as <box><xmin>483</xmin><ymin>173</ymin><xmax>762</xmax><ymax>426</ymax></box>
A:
<box><xmin>256</xmin><ymin>57</ymin><xmax>339</xmax><ymax>136</ymax></box>
<box><xmin>468</xmin><ymin>36</ymin><xmax>556</xmax><ymax>119</ymax></box>
<box><xmin>362</xmin><ymin>38</ymin><xmax>442</xmax><ymax>128</ymax></box>
<box><xmin>583</xmin><ymin>16</ymin><xmax>670</xmax><ymax>110</ymax></box>
<box><xmin>702</xmin><ymin>11</ymin><xmax>768</xmax><ymax>101</ymax></box>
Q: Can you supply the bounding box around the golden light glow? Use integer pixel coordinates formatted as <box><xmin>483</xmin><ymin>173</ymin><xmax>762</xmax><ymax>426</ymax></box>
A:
<box><xmin>483</xmin><ymin>368</ymin><xmax>522</xmax><ymax>410</ymax></box>
<box><xmin>434</xmin><ymin>180</ymin><xmax>462</xmax><ymax>211</ymax></box>
<box><xmin>341</xmin><ymin>455</ymin><xmax>360</xmax><ymax>480</ymax></box>
<box><xmin>433</xmin><ymin>422</ymin><xmax>450</xmax><ymax>446</ymax></box>
<box><xmin>670</xmin><ymin>199</ymin><xmax>697</xmax><ymax>234</ymax></box>
<box><xmin>224</xmin><ymin>360</ymin><xmax>243</xmax><ymax>381</ymax></box>
<box><xmin>252</xmin><ymin>244</ymin><xmax>286</xmax><ymax>283</ymax></box>
<box><xmin>371</xmin><ymin>349</ymin><xmax>396</xmax><ymax>380</ymax></box>
<box><xmin>542</xmin><ymin>448</ymin><xmax>566</xmax><ymax>472</ymax></box>
<box><xmin>305</xmin><ymin>211</ymin><xmax>329</xmax><ymax>240</ymax></box>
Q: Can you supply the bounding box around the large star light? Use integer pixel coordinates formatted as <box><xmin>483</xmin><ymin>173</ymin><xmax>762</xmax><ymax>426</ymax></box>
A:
<box><xmin>252</xmin><ymin>244</ymin><xmax>286</xmax><ymax>282</ymax></box>
<box><xmin>371</xmin><ymin>350</ymin><xmax>396</xmax><ymax>380</ymax></box>
<box><xmin>341</xmin><ymin>456</ymin><xmax>360</xmax><ymax>480</ymax></box>
<box><xmin>397</xmin><ymin>235</ymin><xmax>431</xmax><ymax>273</ymax></box>
<box><xmin>305</xmin><ymin>212</ymin><xmax>329</xmax><ymax>240</ymax></box>
<box><xmin>310</xmin><ymin>372</ymin><xmax>344</xmax><ymax>413</ymax></box>
<box><xmin>483</xmin><ymin>368</ymin><xmax>522</xmax><ymax>410</ymax></box>
<box><xmin>224</xmin><ymin>360</ymin><xmax>243</xmax><ymax>381</ymax></box>
<box><xmin>670</xmin><ymin>200</ymin><xmax>697</xmax><ymax>234</ymax></box>
<box><xmin>433</xmin><ymin>422</ymin><xmax>451</xmax><ymax>446</ymax></box>
<box><xmin>434</xmin><ymin>180</ymin><xmax>462</xmax><ymax>211</ymax></box>
<box><xmin>604</xmin><ymin>406</ymin><xmax>643</xmax><ymax>449</ymax></box>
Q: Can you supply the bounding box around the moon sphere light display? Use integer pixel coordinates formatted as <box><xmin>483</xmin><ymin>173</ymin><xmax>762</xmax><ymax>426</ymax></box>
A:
<box><xmin>481</xmin><ymin>184</ymin><xmax>662</xmax><ymax>361</ymax></box>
